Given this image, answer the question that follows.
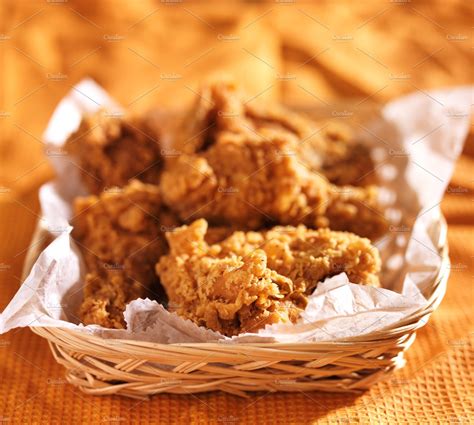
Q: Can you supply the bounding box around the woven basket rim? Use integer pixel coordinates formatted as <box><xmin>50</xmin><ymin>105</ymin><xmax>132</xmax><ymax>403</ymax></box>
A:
<box><xmin>24</xmin><ymin>213</ymin><xmax>449</xmax><ymax>350</ymax></box>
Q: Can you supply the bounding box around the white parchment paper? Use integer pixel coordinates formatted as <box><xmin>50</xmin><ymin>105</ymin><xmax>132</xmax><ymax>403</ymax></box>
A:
<box><xmin>0</xmin><ymin>80</ymin><xmax>471</xmax><ymax>343</ymax></box>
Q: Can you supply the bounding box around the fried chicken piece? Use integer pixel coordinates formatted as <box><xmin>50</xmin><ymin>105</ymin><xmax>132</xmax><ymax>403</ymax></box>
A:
<box><xmin>156</xmin><ymin>220</ymin><xmax>301</xmax><ymax>336</ymax></box>
<box><xmin>160</xmin><ymin>81</ymin><xmax>387</xmax><ymax>239</ymax></box>
<box><xmin>300</xmin><ymin>122</ymin><xmax>376</xmax><ymax>186</ymax></box>
<box><xmin>65</xmin><ymin>110</ymin><xmax>164</xmax><ymax>194</ymax></box>
<box><xmin>73</xmin><ymin>179</ymin><xmax>179</xmax><ymax>328</ymax></box>
<box><xmin>176</xmin><ymin>80</ymin><xmax>375</xmax><ymax>186</ymax></box>
<box><xmin>79</xmin><ymin>271</ymin><xmax>146</xmax><ymax>329</ymax></box>
<box><xmin>156</xmin><ymin>219</ymin><xmax>381</xmax><ymax>336</ymax></box>
<box><xmin>217</xmin><ymin>223</ymin><xmax>381</xmax><ymax>294</ymax></box>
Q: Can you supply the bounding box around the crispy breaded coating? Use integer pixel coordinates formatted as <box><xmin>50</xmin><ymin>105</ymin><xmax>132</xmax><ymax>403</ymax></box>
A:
<box><xmin>156</xmin><ymin>219</ymin><xmax>381</xmax><ymax>336</ymax></box>
<box><xmin>72</xmin><ymin>179</ymin><xmax>178</xmax><ymax>328</ymax></box>
<box><xmin>300</xmin><ymin>121</ymin><xmax>376</xmax><ymax>186</ymax></box>
<box><xmin>176</xmin><ymin>80</ymin><xmax>376</xmax><ymax>186</ymax></box>
<box><xmin>79</xmin><ymin>272</ymin><xmax>146</xmax><ymax>329</ymax></box>
<box><xmin>217</xmin><ymin>223</ymin><xmax>382</xmax><ymax>292</ymax></box>
<box><xmin>160</xmin><ymin>81</ymin><xmax>387</xmax><ymax>239</ymax></box>
<box><xmin>65</xmin><ymin>110</ymin><xmax>164</xmax><ymax>194</ymax></box>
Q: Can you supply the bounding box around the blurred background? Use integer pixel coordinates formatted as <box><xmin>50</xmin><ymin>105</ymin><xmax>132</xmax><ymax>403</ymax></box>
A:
<box><xmin>0</xmin><ymin>1</ymin><xmax>472</xmax><ymax>423</ymax></box>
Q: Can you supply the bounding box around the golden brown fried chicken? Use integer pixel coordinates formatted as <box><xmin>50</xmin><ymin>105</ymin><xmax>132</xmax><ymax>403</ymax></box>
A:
<box><xmin>79</xmin><ymin>272</ymin><xmax>146</xmax><ymax>329</ymax></box>
<box><xmin>156</xmin><ymin>219</ymin><xmax>381</xmax><ymax>336</ymax></box>
<box><xmin>302</xmin><ymin>122</ymin><xmax>376</xmax><ymax>186</ymax></box>
<box><xmin>65</xmin><ymin>110</ymin><xmax>164</xmax><ymax>194</ymax></box>
<box><xmin>175</xmin><ymin>80</ymin><xmax>376</xmax><ymax>186</ymax></box>
<box><xmin>160</xmin><ymin>81</ymin><xmax>387</xmax><ymax>239</ymax></box>
<box><xmin>218</xmin><ymin>222</ymin><xmax>382</xmax><ymax>292</ymax></box>
<box><xmin>73</xmin><ymin>179</ymin><xmax>179</xmax><ymax>328</ymax></box>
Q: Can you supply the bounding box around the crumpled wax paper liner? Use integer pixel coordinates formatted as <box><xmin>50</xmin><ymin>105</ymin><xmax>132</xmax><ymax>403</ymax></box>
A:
<box><xmin>0</xmin><ymin>79</ymin><xmax>471</xmax><ymax>343</ymax></box>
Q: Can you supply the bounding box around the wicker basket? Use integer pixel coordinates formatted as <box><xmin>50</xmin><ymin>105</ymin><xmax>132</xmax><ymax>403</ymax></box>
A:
<box><xmin>22</xmin><ymin>214</ymin><xmax>449</xmax><ymax>399</ymax></box>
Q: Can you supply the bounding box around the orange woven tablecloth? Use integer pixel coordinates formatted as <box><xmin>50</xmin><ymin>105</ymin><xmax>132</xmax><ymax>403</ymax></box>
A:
<box><xmin>0</xmin><ymin>1</ymin><xmax>472</xmax><ymax>423</ymax></box>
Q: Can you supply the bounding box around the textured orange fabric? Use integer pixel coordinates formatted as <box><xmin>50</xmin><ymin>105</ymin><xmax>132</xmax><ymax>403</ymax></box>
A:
<box><xmin>0</xmin><ymin>1</ymin><xmax>472</xmax><ymax>423</ymax></box>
